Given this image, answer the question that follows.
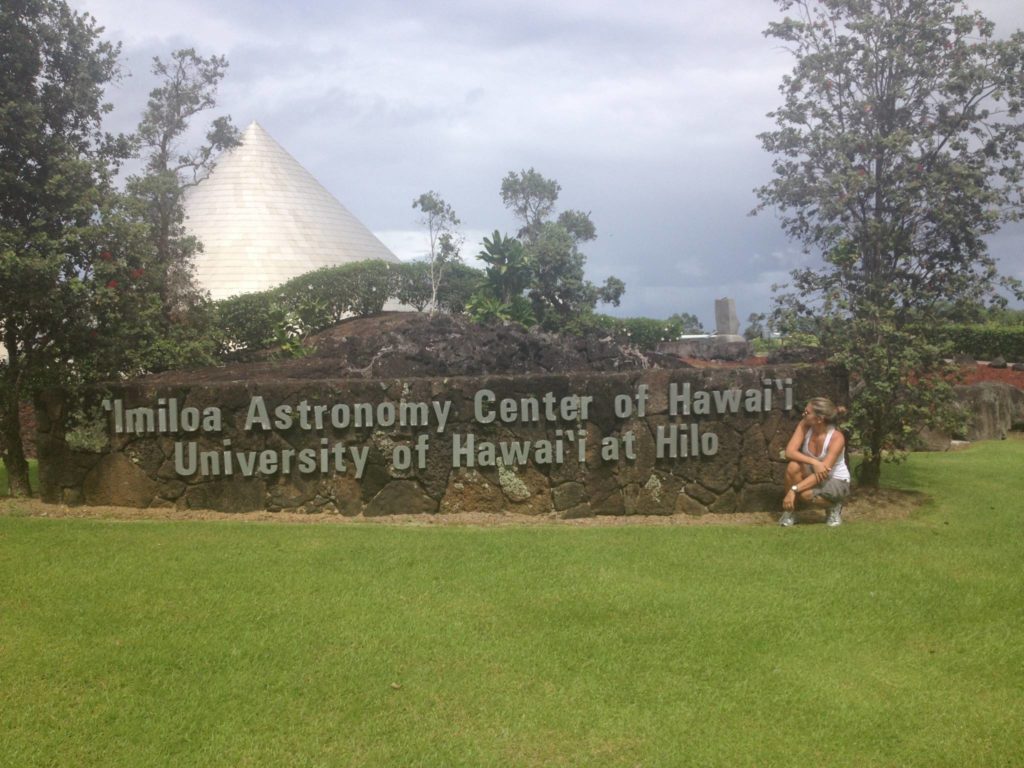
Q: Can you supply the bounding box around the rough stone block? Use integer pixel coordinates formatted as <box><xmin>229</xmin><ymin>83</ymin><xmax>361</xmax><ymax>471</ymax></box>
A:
<box><xmin>738</xmin><ymin>483</ymin><xmax>781</xmax><ymax>513</ymax></box>
<box><xmin>365</xmin><ymin>480</ymin><xmax>437</xmax><ymax>516</ymax></box>
<box><xmin>592</xmin><ymin>490</ymin><xmax>625</xmax><ymax>516</ymax></box>
<box><xmin>675</xmin><ymin>491</ymin><xmax>708</xmax><ymax>516</ymax></box>
<box><xmin>955</xmin><ymin>382</ymin><xmax>1024</xmax><ymax>441</ymax></box>
<box><xmin>552</xmin><ymin>481</ymin><xmax>586</xmax><ymax>511</ymax></box>
<box><xmin>83</xmin><ymin>453</ymin><xmax>159</xmax><ymax>508</ymax></box>
<box><xmin>184</xmin><ymin>478</ymin><xmax>265</xmax><ymax>512</ymax></box>
<box><xmin>440</xmin><ymin>469</ymin><xmax>504</xmax><ymax>515</ymax></box>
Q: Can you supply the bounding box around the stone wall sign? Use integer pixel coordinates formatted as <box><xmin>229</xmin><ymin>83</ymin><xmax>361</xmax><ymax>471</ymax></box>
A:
<box><xmin>37</xmin><ymin>365</ymin><xmax>847</xmax><ymax>516</ymax></box>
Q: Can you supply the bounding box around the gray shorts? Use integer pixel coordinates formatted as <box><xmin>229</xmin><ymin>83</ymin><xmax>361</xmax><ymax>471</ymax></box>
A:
<box><xmin>812</xmin><ymin>478</ymin><xmax>850</xmax><ymax>503</ymax></box>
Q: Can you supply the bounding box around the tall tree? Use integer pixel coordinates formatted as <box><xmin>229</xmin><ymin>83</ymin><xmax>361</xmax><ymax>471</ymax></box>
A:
<box><xmin>0</xmin><ymin>0</ymin><xmax>129</xmax><ymax>495</ymax></box>
<box><xmin>499</xmin><ymin>168</ymin><xmax>624</xmax><ymax>328</ymax></box>
<box><xmin>412</xmin><ymin>191</ymin><xmax>463</xmax><ymax>313</ymax></box>
<box><xmin>669</xmin><ymin>312</ymin><xmax>705</xmax><ymax>335</ymax></box>
<box><xmin>755</xmin><ymin>0</ymin><xmax>1024</xmax><ymax>485</ymax></box>
<box><xmin>500</xmin><ymin>168</ymin><xmax>560</xmax><ymax>244</ymax></box>
<box><xmin>125</xmin><ymin>48</ymin><xmax>239</xmax><ymax>320</ymax></box>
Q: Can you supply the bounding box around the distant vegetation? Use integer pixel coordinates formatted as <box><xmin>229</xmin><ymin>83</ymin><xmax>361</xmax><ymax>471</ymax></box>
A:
<box><xmin>212</xmin><ymin>259</ymin><xmax>709</xmax><ymax>356</ymax></box>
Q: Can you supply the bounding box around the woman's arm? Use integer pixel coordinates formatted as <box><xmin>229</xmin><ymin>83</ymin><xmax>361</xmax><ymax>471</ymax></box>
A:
<box><xmin>821</xmin><ymin>430</ymin><xmax>846</xmax><ymax>475</ymax></box>
<box><xmin>784</xmin><ymin>422</ymin><xmax>808</xmax><ymax>462</ymax></box>
<box><xmin>785</xmin><ymin>422</ymin><xmax>827</xmax><ymax>480</ymax></box>
<box><xmin>783</xmin><ymin>470</ymin><xmax>821</xmax><ymax>510</ymax></box>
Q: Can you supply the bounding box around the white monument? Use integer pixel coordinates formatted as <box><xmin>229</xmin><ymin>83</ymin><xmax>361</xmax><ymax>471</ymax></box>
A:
<box><xmin>184</xmin><ymin>122</ymin><xmax>399</xmax><ymax>300</ymax></box>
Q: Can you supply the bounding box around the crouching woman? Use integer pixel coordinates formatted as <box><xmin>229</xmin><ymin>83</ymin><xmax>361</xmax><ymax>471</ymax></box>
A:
<box><xmin>780</xmin><ymin>397</ymin><xmax>850</xmax><ymax>527</ymax></box>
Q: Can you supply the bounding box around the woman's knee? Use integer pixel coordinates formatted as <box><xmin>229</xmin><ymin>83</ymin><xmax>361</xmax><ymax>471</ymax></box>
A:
<box><xmin>785</xmin><ymin>461</ymin><xmax>802</xmax><ymax>482</ymax></box>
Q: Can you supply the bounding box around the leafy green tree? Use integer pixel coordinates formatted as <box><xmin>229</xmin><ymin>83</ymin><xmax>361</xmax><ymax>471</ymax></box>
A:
<box><xmin>0</xmin><ymin>11</ymin><xmax>230</xmax><ymax>496</ymax></box>
<box><xmin>527</xmin><ymin>223</ymin><xmax>596</xmax><ymax>326</ymax></box>
<box><xmin>669</xmin><ymin>312</ymin><xmax>705</xmax><ymax>335</ymax></box>
<box><xmin>0</xmin><ymin>0</ymin><xmax>131</xmax><ymax>495</ymax></box>
<box><xmin>500</xmin><ymin>168</ymin><xmax>561</xmax><ymax>243</ymax></box>
<box><xmin>743</xmin><ymin>313</ymin><xmax>766</xmax><ymax>342</ymax></box>
<box><xmin>69</xmin><ymin>198</ymin><xmax>189</xmax><ymax>378</ymax></box>
<box><xmin>125</xmin><ymin>48</ymin><xmax>239</xmax><ymax>320</ymax></box>
<box><xmin>435</xmin><ymin>261</ymin><xmax>484</xmax><ymax>314</ymax></box>
<box><xmin>554</xmin><ymin>209</ymin><xmax>597</xmax><ymax>244</ymax></box>
<box><xmin>498</xmin><ymin>169</ymin><xmax>624</xmax><ymax>329</ymax></box>
<box><xmin>755</xmin><ymin>0</ymin><xmax>1024</xmax><ymax>486</ymax></box>
<box><xmin>412</xmin><ymin>191</ymin><xmax>463</xmax><ymax>313</ymax></box>
<box><xmin>982</xmin><ymin>306</ymin><xmax>1024</xmax><ymax>326</ymax></box>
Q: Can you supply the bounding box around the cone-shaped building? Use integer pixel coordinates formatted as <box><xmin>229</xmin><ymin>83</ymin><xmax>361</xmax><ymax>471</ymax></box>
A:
<box><xmin>184</xmin><ymin>122</ymin><xmax>398</xmax><ymax>300</ymax></box>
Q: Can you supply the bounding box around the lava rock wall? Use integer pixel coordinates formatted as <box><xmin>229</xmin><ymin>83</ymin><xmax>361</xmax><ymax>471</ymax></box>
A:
<box><xmin>37</xmin><ymin>365</ymin><xmax>846</xmax><ymax>516</ymax></box>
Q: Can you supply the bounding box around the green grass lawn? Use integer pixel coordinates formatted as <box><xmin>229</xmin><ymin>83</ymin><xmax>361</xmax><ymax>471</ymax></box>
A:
<box><xmin>0</xmin><ymin>458</ymin><xmax>38</xmax><ymax>496</ymax></box>
<box><xmin>1</xmin><ymin>441</ymin><xmax>1022</xmax><ymax>767</ymax></box>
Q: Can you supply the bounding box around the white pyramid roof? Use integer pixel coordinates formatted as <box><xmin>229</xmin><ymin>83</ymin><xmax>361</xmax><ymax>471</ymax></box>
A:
<box><xmin>185</xmin><ymin>122</ymin><xmax>398</xmax><ymax>300</ymax></box>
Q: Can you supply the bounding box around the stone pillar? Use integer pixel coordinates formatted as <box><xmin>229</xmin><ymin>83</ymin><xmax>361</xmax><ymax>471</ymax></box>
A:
<box><xmin>709</xmin><ymin>298</ymin><xmax>749</xmax><ymax>359</ymax></box>
<box><xmin>715</xmin><ymin>298</ymin><xmax>742</xmax><ymax>339</ymax></box>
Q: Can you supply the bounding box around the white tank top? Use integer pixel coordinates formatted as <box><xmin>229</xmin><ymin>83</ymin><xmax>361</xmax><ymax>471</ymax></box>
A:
<box><xmin>802</xmin><ymin>427</ymin><xmax>851</xmax><ymax>482</ymax></box>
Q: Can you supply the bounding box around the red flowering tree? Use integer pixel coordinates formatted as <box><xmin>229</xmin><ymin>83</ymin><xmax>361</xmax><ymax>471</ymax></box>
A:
<box><xmin>0</xmin><ymin>0</ymin><xmax>132</xmax><ymax>495</ymax></box>
<box><xmin>0</xmin><ymin>3</ymin><xmax>212</xmax><ymax>496</ymax></box>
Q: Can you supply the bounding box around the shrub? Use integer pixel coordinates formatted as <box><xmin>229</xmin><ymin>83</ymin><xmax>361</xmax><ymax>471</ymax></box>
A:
<box><xmin>214</xmin><ymin>291</ymin><xmax>287</xmax><ymax>352</ymax></box>
<box><xmin>570</xmin><ymin>314</ymin><xmax>696</xmax><ymax>350</ymax></box>
<box><xmin>942</xmin><ymin>323</ymin><xmax>1024</xmax><ymax>361</ymax></box>
<box><xmin>215</xmin><ymin>260</ymin><xmax>484</xmax><ymax>354</ymax></box>
<box><xmin>275</xmin><ymin>260</ymin><xmax>402</xmax><ymax>329</ymax></box>
<box><xmin>277</xmin><ymin>266</ymin><xmax>356</xmax><ymax>330</ymax></box>
<box><xmin>393</xmin><ymin>262</ymin><xmax>433</xmax><ymax>311</ymax></box>
<box><xmin>436</xmin><ymin>262</ymin><xmax>485</xmax><ymax>314</ymax></box>
<box><xmin>345</xmin><ymin>260</ymin><xmax>397</xmax><ymax>316</ymax></box>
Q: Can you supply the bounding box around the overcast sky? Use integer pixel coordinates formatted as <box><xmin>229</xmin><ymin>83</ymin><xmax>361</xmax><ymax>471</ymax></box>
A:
<box><xmin>71</xmin><ymin>0</ymin><xmax>1024</xmax><ymax>329</ymax></box>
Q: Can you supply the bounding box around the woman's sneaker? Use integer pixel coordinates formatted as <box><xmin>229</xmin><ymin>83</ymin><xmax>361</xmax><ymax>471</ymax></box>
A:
<box><xmin>779</xmin><ymin>511</ymin><xmax>796</xmax><ymax>527</ymax></box>
<box><xmin>826</xmin><ymin>503</ymin><xmax>843</xmax><ymax>527</ymax></box>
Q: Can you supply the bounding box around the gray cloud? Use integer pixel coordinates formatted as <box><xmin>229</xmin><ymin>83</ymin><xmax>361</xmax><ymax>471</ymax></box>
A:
<box><xmin>74</xmin><ymin>0</ymin><xmax>1024</xmax><ymax>328</ymax></box>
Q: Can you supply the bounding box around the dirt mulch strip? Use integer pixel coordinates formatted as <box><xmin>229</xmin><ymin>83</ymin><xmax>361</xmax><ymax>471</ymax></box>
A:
<box><xmin>0</xmin><ymin>487</ymin><xmax>924</xmax><ymax>528</ymax></box>
<box><xmin>959</xmin><ymin>363</ymin><xmax>1024</xmax><ymax>389</ymax></box>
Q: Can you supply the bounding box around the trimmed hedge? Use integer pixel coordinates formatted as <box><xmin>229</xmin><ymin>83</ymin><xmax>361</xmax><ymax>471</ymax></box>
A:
<box><xmin>942</xmin><ymin>324</ymin><xmax>1024</xmax><ymax>361</ymax></box>
<box><xmin>215</xmin><ymin>260</ymin><xmax>486</xmax><ymax>354</ymax></box>
<box><xmin>276</xmin><ymin>261</ymin><xmax>399</xmax><ymax>329</ymax></box>
<box><xmin>215</xmin><ymin>290</ymin><xmax>288</xmax><ymax>352</ymax></box>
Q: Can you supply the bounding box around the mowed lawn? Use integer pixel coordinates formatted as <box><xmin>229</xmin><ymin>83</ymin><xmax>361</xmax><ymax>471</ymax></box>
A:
<box><xmin>0</xmin><ymin>459</ymin><xmax>38</xmax><ymax>497</ymax></box>
<box><xmin>1</xmin><ymin>441</ymin><xmax>1022</xmax><ymax>767</ymax></box>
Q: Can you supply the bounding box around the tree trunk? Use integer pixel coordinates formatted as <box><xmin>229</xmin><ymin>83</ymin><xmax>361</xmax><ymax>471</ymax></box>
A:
<box><xmin>858</xmin><ymin>453</ymin><xmax>881</xmax><ymax>488</ymax></box>
<box><xmin>858</xmin><ymin>432</ymin><xmax>883</xmax><ymax>488</ymax></box>
<box><xmin>0</xmin><ymin>384</ymin><xmax>31</xmax><ymax>497</ymax></box>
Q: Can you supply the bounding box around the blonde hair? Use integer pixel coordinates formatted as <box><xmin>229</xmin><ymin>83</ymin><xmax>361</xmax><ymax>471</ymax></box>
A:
<box><xmin>807</xmin><ymin>397</ymin><xmax>847</xmax><ymax>425</ymax></box>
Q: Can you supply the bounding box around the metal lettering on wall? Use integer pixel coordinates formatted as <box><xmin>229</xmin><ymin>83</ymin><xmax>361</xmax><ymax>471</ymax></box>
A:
<box><xmin>101</xmin><ymin>379</ymin><xmax>795</xmax><ymax>480</ymax></box>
